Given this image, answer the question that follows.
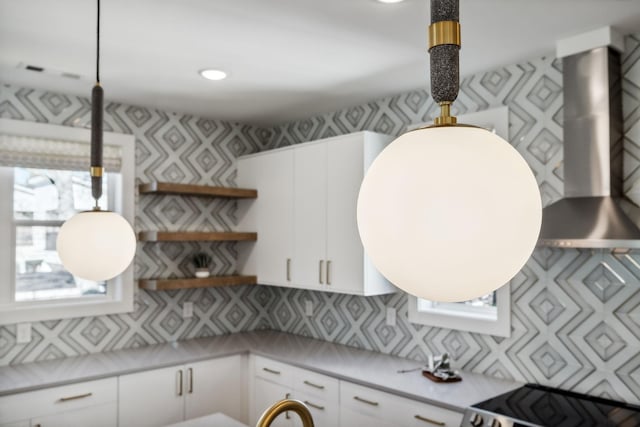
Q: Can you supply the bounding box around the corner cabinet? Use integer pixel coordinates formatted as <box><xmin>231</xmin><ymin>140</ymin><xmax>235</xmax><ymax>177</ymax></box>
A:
<box><xmin>237</xmin><ymin>131</ymin><xmax>396</xmax><ymax>296</ymax></box>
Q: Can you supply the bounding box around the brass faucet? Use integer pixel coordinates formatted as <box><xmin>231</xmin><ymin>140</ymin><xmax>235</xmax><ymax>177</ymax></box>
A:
<box><xmin>256</xmin><ymin>399</ymin><xmax>315</xmax><ymax>427</ymax></box>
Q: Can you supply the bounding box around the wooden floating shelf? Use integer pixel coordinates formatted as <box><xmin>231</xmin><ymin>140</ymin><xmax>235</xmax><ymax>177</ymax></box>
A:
<box><xmin>139</xmin><ymin>231</ymin><xmax>257</xmax><ymax>242</ymax></box>
<box><xmin>138</xmin><ymin>275</ymin><xmax>258</xmax><ymax>291</ymax></box>
<box><xmin>139</xmin><ymin>181</ymin><xmax>257</xmax><ymax>199</ymax></box>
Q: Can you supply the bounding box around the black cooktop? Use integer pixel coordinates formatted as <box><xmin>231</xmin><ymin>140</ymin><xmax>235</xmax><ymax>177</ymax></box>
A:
<box><xmin>471</xmin><ymin>384</ymin><xmax>640</xmax><ymax>427</ymax></box>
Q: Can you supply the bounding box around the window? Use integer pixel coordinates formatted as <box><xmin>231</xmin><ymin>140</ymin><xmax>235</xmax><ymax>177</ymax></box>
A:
<box><xmin>0</xmin><ymin>118</ymin><xmax>135</xmax><ymax>325</ymax></box>
<box><xmin>405</xmin><ymin>106</ymin><xmax>512</xmax><ymax>337</ymax></box>
<box><xmin>407</xmin><ymin>285</ymin><xmax>511</xmax><ymax>337</ymax></box>
<box><xmin>12</xmin><ymin>167</ymin><xmax>113</xmax><ymax>302</ymax></box>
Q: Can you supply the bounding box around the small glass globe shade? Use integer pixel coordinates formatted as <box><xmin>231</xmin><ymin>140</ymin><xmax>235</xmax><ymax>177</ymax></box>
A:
<box><xmin>357</xmin><ymin>126</ymin><xmax>541</xmax><ymax>302</ymax></box>
<box><xmin>57</xmin><ymin>211</ymin><xmax>136</xmax><ymax>281</ymax></box>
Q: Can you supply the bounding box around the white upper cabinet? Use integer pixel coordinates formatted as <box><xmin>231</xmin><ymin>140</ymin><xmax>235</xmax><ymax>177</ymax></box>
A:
<box><xmin>237</xmin><ymin>149</ymin><xmax>294</xmax><ymax>286</ymax></box>
<box><xmin>293</xmin><ymin>141</ymin><xmax>328</xmax><ymax>289</ymax></box>
<box><xmin>237</xmin><ymin>131</ymin><xmax>397</xmax><ymax>296</ymax></box>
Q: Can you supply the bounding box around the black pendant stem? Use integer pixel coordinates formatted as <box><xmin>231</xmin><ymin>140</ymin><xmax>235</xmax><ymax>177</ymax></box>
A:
<box><xmin>429</xmin><ymin>0</ymin><xmax>460</xmax><ymax>104</ymax></box>
<box><xmin>90</xmin><ymin>0</ymin><xmax>103</xmax><ymax>205</ymax></box>
<box><xmin>91</xmin><ymin>84</ymin><xmax>103</xmax><ymax>203</ymax></box>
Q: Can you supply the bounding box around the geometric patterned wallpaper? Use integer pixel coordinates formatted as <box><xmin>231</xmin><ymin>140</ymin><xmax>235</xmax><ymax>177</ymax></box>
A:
<box><xmin>0</xmin><ymin>83</ymin><xmax>274</xmax><ymax>366</ymax></box>
<box><xmin>1</xmin><ymin>30</ymin><xmax>640</xmax><ymax>406</ymax></box>
<box><xmin>264</xmin><ymin>33</ymin><xmax>640</xmax><ymax>404</ymax></box>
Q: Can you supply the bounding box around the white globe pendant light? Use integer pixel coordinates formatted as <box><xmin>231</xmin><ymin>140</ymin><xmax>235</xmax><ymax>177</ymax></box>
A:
<box><xmin>357</xmin><ymin>0</ymin><xmax>541</xmax><ymax>302</ymax></box>
<box><xmin>57</xmin><ymin>0</ymin><xmax>135</xmax><ymax>282</ymax></box>
<box><xmin>58</xmin><ymin>211</ymin><xmax>136</xmax><ymax>281</ymax></box>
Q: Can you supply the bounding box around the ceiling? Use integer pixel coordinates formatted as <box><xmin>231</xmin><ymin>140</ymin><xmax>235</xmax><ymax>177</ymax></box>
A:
<box><xmin>1</xmin><ymin>0</ymin><xmax>639</xmax><ymax>127</ymax></box>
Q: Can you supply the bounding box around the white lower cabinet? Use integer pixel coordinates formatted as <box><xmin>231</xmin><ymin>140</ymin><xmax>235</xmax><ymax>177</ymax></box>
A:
<box><xmin>253</xmin><ymin>378</ymin><xmax>293</xmax><ymax>427</ymax></box>
<box><xmin>184</xmin><ymin>356</ymin><xmax>245</xmax><ymax>421</ymax></box>
<box><xmin>251</xmin><ymin>356</ymin><xmax>460</xmax><ymax>427</ymax></box>
<box><xmin>340</xmin><ymin>381</ymin><xmax>463</xmax><ymax>427</ymax></box>
<box><xmin>0</xmin><ymin>378</ymin><xmax>117</xmax><ymax>427</ymax></box>
<box><xmin>251</xmin><ymin>355</ymin><xmax>341</xmax><ymax>427</ymax></box>
<box><xmin>118</xmin><ymin>365</ymin><xmax>184</xmax><ymax>426</ymax></box>
<box><xmin>118</xmin><ymin>355</ymin><xmax>246</xmax><ymax>427</ymax></box>
<box><xmin>31</xmin><ymin>402</ymin><xmax>117</xmax><ymax>427</ymax></box>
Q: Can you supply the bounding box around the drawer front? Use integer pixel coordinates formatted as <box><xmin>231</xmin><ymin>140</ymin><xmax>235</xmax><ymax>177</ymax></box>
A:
<box><xmin>30</xmin><ymin>402</ymin><xmax>117</xmax><ymax>427</ymax></box>
<box><xmin>295</xmin><ymin>390</ymin><xmax>338</xmax><ymax>427</ymax></box>
<box><xmin>290</xmin><ymin>367</ymin><xmax>339</xmax><ymax>401</ymax></box>
<box><xmin>340</xmin><ymin>381</ymin><xmax>404</xmax><ymax>421</ymax></box>
<box><xmin>0</xmin><ymin>378</ymin><xmax>117</xmax><ymax>423</ymax></box>
<box><xmin>340</xmin><ymin>381</ymin><xmax>463</xmax><ymax>427</ymax></box>
<box><xmin>339</xmin><ymin>406</ymin><xmax>395</xmax><ymax>427</ymax></box>
<box><xmin>254</xmin><ymin>356</ymin><xmax>293</xmax><ymax>387</ymax></box>
<box><xmin>407</xmin><ymin>401</ymin><xmax>463</xmax><ymax>427</ymax></box>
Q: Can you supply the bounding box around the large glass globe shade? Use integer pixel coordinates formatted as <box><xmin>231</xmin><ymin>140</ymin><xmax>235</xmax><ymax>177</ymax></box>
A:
<box><xmin>357</xmin><ymin>126</ymin><xmax>541</xmax><ymax>302</ymax></box>
<box><xmin>57</xmin><ymin>211</ymin><xmax>136</xmax><ymax>281</ymax></box>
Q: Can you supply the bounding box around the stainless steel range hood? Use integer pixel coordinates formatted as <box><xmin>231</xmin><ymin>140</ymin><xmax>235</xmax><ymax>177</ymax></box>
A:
<box><xmin>537</xmin><ymin>41</ymin><xmax>640</xmax><ymax>249</ymax></box>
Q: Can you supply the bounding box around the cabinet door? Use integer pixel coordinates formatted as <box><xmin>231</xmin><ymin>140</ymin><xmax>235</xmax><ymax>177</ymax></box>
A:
<box><xmin>242</xmin><ymin>150</ymin><xmax>294</xmax><ymax>285</ymax></box>
<box><xmin>185</xmin><ymin>356</ymin><xmax>245</xmax><ymax>422</ymax></box>
<box><xmin>236</xmin><ymin>155</ymin><xmax>260</xmax><ymax>276</ymax></box>
<box><xmin>326</xmin><ymin>135</ymin><xmax>365</xmax><ymax>293</ymax></box>
<box><xmin>253</xmin><ymin>378</ymin><xmax>293</xmax><ymax>427</ymax></box>
<box><xmin>293</xmin><ymin>142</ymin><xmax>327</xmax><ymax>288</ymax></box>
<box><xmin>118</xmin><ymin>365</ymin><xmax>185</xmax><ymax>427</ymax></box>
<box><xmin>30</xmin><ymin>403</ymin><xmax>116</xmax><ymax>427</ymax></box>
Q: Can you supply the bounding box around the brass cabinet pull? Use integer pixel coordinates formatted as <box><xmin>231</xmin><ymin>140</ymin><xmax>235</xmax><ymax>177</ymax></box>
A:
<box><xmin>286</xmin><ymin>258</ymin><xmax>291</xmax><ymax>282</ymax></box>
<box><xmin>354</xmin><ymin>396</ymin><xmax>379</xmax><ymax>406</ymax></box>
<box><xmin>326</xmin><ymin>260</ymin><xmax>332</xmax><ymax>285</ymax></box>
<box><xmin>263</xmin><ymin>367</ymin><xmax>281</xmax><ymax>375</ymax></box>
<box><xmin>304</xmin><ymin>400</ymin><xmax>325</xmax><ymax>411</ymax></box>
<box><xmin>303</xmin><ymin>380</ymin><xmax>325</xmax><ymax>390</ymax></box>
<box><xmin>188</xmin><ymin>367</ymin><xmax>194</xmax><ymax>394</ymax></box>
<box><xmin>414</xmin><ymin>414</ymin><xmax>445</xmax><ymax>426</ymax></box>
<box><xmin>177</xmin><ymin>369</ymin><xmax>183</xmax><ymax>396</ymax></box>
<box><xmin>58</xmin><ymin>392</ymin><xmax>92</xmax><ymax>402</ymax></box>
<box><xmin>319</xmin><ymin>260</ymin><xmax>324</xmax><ymax>284</ymax></box>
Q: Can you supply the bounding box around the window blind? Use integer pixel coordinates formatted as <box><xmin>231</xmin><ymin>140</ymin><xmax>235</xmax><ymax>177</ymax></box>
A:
<box><xmin>0</xmin><ymin>134</ymin><xmax>122</xmax><ymax>171</ymax></box>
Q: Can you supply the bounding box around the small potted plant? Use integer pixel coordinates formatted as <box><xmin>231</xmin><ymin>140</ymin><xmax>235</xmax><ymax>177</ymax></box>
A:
<box><xmin>193</xmin><ymin>253</ymin><xmax>212</xmax><ymax>278</ymax></box>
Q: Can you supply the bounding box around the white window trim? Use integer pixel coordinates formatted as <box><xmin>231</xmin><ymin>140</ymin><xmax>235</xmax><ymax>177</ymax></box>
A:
<box><xmin>406</xmin><ymin>106</ymin><xmax>512</xmax><ymax>337</ymax></box>
<box><xmin>407</xmin><ymin>284</ymin><xmax>511</xmax><ymax>337</ymax></box>
<box><xmin>0</xmin><ymin>118</ymin><xmax>135</xmax><ymax>325</ymax></box>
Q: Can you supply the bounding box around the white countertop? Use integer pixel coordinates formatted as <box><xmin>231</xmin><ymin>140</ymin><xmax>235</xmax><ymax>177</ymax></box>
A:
<box><xmin>0</xmin><ymin>330</ymin><xmax>522</xmax><ymax>411</ymax></box>
<box><xmin>165</xmin><ymin>413</ymin><xmax>247</xmax><ymax>427</ymax></box>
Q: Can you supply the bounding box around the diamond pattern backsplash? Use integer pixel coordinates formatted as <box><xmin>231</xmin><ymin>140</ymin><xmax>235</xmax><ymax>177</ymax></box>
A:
<box><xmin>0</xmin><ymin>82</ymin><xmax>273</xmax><ymax>365</ymax></box>
<box><xmin>262</xmin><ymin>33</ymin><xmax>640</xmax><ymax>404</ymax></box>
<box><xmin>1</xmin><ymin>32</ymin><xmax>640</xmax><ymax>405</ymax></box>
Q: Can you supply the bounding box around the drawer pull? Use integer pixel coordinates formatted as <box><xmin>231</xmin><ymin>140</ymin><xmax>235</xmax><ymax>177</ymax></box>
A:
<box><xmin>304</xmin><ymin>400</ymin><xmax>325</xmax><ymax>411</ymax></box>
<box><xmin>303</xmin><ymin>380</ymin><xmax>325</xmax><ymax>390</ymax></box>
<box><xmin>326</xmin><ymin>260</ymin><xmax>332</xmax><ymax>285</ymax></box>
<box><xmin>263</xmin><ymin>367</ymin><xmax>281</xmax><ymax>375</ymax></box>
<box><xmin>354</xmin><ymin>396</ymin><xmax>379</xmax><ymax>406</ymax></box>
<box><xmin>188</xmin><ymin>367</ymin><xmax>194</xmax><ymax>394</ymax></box>
<box><xmin>58</xmin><ymin>392</ymin><xmax>92</xmax><ymax>402</ymax></box>
<box><xmin>415</xmin><ymin>414</ymin><xmax>445</xmax><ymax>426</ymax></box>
<box><xmin>319</xmin><ymin>260</ymin><xmax>324</xmax><ymax>284</ymax></box>
<box><xmin>286</xmin><ymin>258</ymin><xmax>291</xmax><ymax>282</ymax></box>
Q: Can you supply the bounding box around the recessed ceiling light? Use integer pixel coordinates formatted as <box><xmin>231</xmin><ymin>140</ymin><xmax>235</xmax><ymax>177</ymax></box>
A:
<box><xmin>199</xmin><ymin>69</ymin><xmax>228</xmax><ymax>81</ymax></box>
<box><xmin>377</xmin><ymin>0</ymin><xmax>405</xmax><ymax>3</ymax></box>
